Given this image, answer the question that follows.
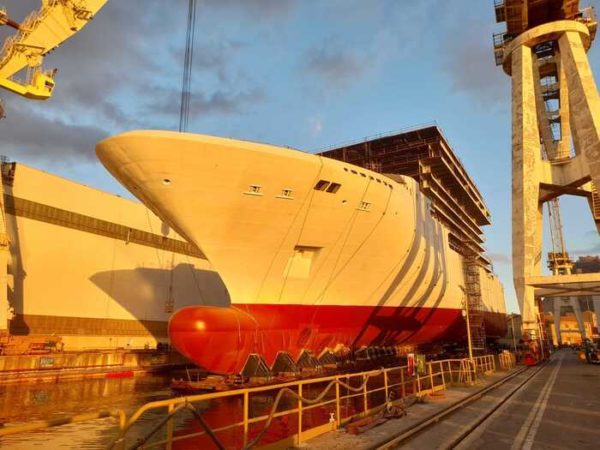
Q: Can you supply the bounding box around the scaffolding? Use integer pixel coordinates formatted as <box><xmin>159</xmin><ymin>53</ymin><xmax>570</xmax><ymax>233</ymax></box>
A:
<box><xmin>463</xmin><ymin>247</ymin><xmax>487</xmax><ymax>352</ymax></box>
<box><xmin>319</xmin><ymin>125</ymin><xmax>492</xmax><ymax>265</ymax></box>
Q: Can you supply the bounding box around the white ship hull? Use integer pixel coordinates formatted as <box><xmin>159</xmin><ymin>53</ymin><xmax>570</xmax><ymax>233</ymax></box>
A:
<box><xmin>97</xmin><ymin>131</ymin><xmax>506</xmax><ymax>373</ymax></box>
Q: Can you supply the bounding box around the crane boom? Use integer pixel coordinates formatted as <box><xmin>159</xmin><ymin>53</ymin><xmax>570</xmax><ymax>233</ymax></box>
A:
<box><xmin>0</xmin><ymin>0</ymin><xmax>108</xmax><ymax>100</ymax></box>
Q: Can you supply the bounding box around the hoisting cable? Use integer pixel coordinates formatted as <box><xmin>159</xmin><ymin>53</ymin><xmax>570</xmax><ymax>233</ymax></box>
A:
<box><xmin>179</xmin><ymin>0</ymin><xmax>198</xmax><ymax>132</ymax></box>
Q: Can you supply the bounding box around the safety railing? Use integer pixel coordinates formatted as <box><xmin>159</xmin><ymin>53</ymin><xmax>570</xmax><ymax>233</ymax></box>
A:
<box><xmin>499</xmin><ymin>351</ymin><xmax>517</xmax><ymax>370</ymax></box>
<box><xmin>0</xmin><ymin>354</ymin><xmax>515</xmax><ymax>449</ymax></box>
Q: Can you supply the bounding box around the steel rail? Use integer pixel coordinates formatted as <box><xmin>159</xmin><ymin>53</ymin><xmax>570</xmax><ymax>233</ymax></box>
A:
<box><xmin>445</xmin><ymin>359</ymin><xmax>550</xmax><ymax>449</ymax></box>
<box><xmin>373</xmin><ymin>361</ymin><xmax>546</xmax><ymax>450</ymax></box>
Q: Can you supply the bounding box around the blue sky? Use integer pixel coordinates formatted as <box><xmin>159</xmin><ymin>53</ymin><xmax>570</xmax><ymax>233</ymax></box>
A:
<box><xmin>1</xmin><ymin>0</ymin><xmax>599</xmax><ymax>313</ymax></box>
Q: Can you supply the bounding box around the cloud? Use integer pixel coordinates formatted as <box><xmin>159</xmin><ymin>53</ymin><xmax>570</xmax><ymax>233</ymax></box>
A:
<box><xmin>440</xmin><ymin>19</ymin><xmax>509</xmax><ymax>107</ymax></box>
<box><xmin>305</xmin><ymin>42</ymin><xmax>364</xmax><ymax>87</ymax></box>
<box><xmin>572</xmin><ymin>244</ymin><xmax>600</xmax><ymax>255</ymax></box>
<box><xmin>0</xmin><ymin>98</ymin><xmax>108</xmax><ymax>164</ymax></box>
<box><xmin>301</xmin><ymin>4</ymin><xmax>423</xmax><ymax>91</ymax></box>
<box><xmin>570</xmin><ymin>228</ymin><xmax>600</xmax><ymax>255</ymax></box>
<box><xmin>488</xmin><ymin>252</ymin><xmax>511</xmax><ymax>265</ymax></box>
<box><xmin>307</xmin><ymin>116</ymin><xmax>324</xmax><ymax>137</ymax></box>
<box><xmin>0</xmin><ymin>0</ymin><xmax>270</xmax><ymax>163</ymax></box>
<box><xmin>191</xmin><ymin>89</ymin><xmax>265</xmax><ymax>115</ymax></box>
<box><xmin>142</xmin><ymin>87</ymin><xmax>265</xmax><ymax>122</ymax></box>
<box><xmin>202</xmin><ymin>0</ymin><xmax>295</xmax><ymax>18</ymax></box>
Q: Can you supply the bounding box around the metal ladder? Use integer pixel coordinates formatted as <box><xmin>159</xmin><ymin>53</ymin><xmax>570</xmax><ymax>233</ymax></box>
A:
<box><xmin>591</xmin><ymin>182</ymin><xmax>600</xmax><ymax>228</ymax></box>
<box><xmin>463</xmin><ymin>250</ymin><xmax>486</xmax><ymax>352</ymax></box>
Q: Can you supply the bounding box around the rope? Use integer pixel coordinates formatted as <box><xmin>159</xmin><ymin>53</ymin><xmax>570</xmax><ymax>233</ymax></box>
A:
<box><xmin>121</xmin><ymin>402</ymin><xmax>225</xmax><ymax>450</ymax></box>
<box><xmin>179</xmin><ymin>0</ymin><xmax>197</xmax><ymax>132</ymax></box>
<box><xmin>243</xmin><ymin>368</ymin><xmax>385</xmax><ymax>450</ymax></box>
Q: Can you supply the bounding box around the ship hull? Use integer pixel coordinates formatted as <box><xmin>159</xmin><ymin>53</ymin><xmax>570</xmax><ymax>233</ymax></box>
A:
<box><xmin>169</xmin><ymin>305</ymin><xmax>509</xmax><ymax>374</ymax></box>
<box><xmin>97</xmin><ymin>130</ymin><xmax>507</xmax><ymax>374</ymax></box>
<box><xmin>168</xmin><ymin>304</ymin><xmax>465</xmax><ymax>374</ymax></box>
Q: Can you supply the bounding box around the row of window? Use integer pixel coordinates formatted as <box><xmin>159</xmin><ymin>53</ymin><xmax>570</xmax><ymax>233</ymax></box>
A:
<box><xmin>312</xmin><ymin>168</ymin><xmax>393</xmax><ymax>195</ymax></box>
<box><xmin>314</xmin><ymin>179</ymin><xmax>341</xmax><ymax>193</ymax></box>
<box><xmin>342</xmin><ymin>167</ymin><xmax>393</xmax><ymax>189</ymax></box>
<box><xmin>245</xmin><ymin>183</ymin><xmax>372</xmax><ymax>211</ymax></box>
<box><xmin>246</xmin><ymin>185</ymin><xmax>294</xmax><ymax>199</ymax></box>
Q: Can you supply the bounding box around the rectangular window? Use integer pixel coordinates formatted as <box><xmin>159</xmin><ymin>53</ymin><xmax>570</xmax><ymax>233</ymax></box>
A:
<box><xmin>326</xmin><ymin>182</ymin><xmax>341</xmax><ymax>193</ymax></box>
<box><xmin>244</xmin><ymin>184</ymin><xmax>263</xmax><ymax>196</ymax></box>
<box><xmin>276</xmin><ymin>188</ymin><xmax>294</xmax><ymax>200</ymax></box>
<box><xmin>314</xmin><ymin>180</ymin><xmax>330</xmax><ymax>191</ymax></box>
<box><xmin>359</xmin><ymin>201</ymin><xmax>371</xmax><ymax>211</ymax></box>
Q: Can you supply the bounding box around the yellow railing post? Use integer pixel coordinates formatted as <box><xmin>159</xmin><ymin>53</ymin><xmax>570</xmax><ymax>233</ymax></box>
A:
<box><xmin>166</xmin><ymin>402</ymin><xmax>174</xmax><ymax>450</ymax></box>
<box><xmin>297</xmin><ymin>384</ymin><xmax>303</xmax><ymax>445</ymax></box>
<box><xmin>383</xmin><ymin>369</ymin><xmax>389</xmax><ymax>400</ymax></box>
<box><xmin>243</xmin><ymin>391</ymin><xmax>249</xmax><ymax>448</ymax></box>
<box><xmin>400</xmin><ymin>368</ymin><xmax>406</xmax><ymax>398</ymax></box>
<box><xmin>428</xmin><ymin>363</ymin><xmax>434</xmax><ymax>391</ymax></box>
<box><xmin>362</xmin><ymin>374</ymin><xmax>368</xmax><ymax>413</ymax></box>
<box><xmin>335</xmin><ymin>377</ymin><xmax>341</xmax><ymax>428</ymax></box>
<box><xmin>441</xmin><ymin>362</ymin><xmax>446</xmax><ymax>390</ymax></box>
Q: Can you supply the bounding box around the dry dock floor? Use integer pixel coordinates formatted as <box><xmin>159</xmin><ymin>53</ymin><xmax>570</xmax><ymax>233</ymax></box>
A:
<box><xmin>304</xmin><ymin>351</ymin><xmax>599</xmax><ymax>449</ymax></box>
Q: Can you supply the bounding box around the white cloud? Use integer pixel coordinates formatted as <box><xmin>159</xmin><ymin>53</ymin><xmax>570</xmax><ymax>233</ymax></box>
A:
<box><xmin>308</xmin><ymin>116</ymin><xmax>324</xmax><ymax>136</ymax></box>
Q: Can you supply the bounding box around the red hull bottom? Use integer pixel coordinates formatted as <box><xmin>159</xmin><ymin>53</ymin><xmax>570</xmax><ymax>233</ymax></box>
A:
<box><xmin>168</xmin><ymin>304</ymin><xmax>507</xmax><ymax>374</ymax></box>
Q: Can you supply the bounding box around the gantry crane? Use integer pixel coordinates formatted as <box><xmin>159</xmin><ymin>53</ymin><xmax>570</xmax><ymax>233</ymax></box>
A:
<box><xmin>0</xmin><ymin>1</ymin><xmax>108</xmax><ymax>105</ymax></box>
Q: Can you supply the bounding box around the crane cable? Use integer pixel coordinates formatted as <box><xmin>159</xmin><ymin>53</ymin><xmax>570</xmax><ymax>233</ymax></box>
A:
<box><xmin>179</xmin><ymin>0</ymin><xmax>197</xmax><ymax>132</ymax></box>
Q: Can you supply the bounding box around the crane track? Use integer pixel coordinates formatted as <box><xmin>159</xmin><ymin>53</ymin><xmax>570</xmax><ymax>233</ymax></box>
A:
<box><xmin>374</xmin><ymin>361</ymin><xmax>549</xmax><ymax>450</ymax></box>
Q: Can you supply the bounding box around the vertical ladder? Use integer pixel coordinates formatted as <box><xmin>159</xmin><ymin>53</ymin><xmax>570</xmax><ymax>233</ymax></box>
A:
<box><xmin>463</xmin><ymin>248</ymin><xmax>486</xmax><ymax>352</ymax></box>
<box><xmin>591</xmin><ymin>182</ymin><xmax>600</xmax><ymax>229</ymax></box>
<box><xmin>0</xmin><ymin>161</ymin><xmax>10</xmax><ymax>333</ymax></box>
